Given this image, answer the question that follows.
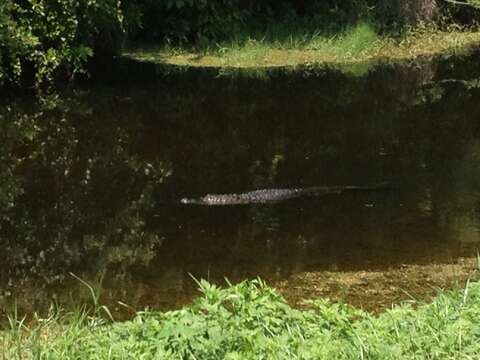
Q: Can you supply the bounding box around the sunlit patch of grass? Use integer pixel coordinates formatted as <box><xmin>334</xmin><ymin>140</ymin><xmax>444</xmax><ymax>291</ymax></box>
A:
<box><xmin>4</xmin><ymin>277</ymin><xmax>480</xmax><ymax>359</ymax></box>
<box><xmin>332</xmin><ymin>22</ymin><xmax>379</xmax><ymax>58</ymax></box>
<box><xmin>123</xmin><ymin>24</ymin><xmax>480</xmax><ymax>70</ymax></box>
<box><xmin>215</xmin><ymin>39</ymin><xmax>268</xmax><ymax>65</ymax></box>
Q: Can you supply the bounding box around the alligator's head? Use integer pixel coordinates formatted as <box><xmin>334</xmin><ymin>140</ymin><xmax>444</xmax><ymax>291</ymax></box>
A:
<box><xmin>180</xmin><ymin>197</ymin><xmax>197</xmax><ymax>204</ymax></box>
<box><xmin>181</xmin><ymin>194</ymin><xmax>243</xmax><ymax>205</ymax></box>
<box><xmin>181</xmin><ymin>196</ymin><xmax>215</xmax><ymax>205</ymax></box>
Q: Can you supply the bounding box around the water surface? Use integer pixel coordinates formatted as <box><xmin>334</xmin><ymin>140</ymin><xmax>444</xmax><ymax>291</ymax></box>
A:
<box><xmin>2</xmin><ymin>53</ymin><xmax>480</xmax><ymax>317</ymax></box>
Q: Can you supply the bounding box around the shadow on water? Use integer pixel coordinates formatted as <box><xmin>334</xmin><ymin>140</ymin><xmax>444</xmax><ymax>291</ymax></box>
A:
<box><xmin>2</xmin><ymin>51</ymin><xmax>480</xmax><ymax>319</ymax></box>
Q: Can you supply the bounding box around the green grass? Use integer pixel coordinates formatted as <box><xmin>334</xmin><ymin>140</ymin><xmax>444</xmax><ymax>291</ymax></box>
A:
<box><xmin>3</xmin><ymin>278</ymin><xmax>480</xmax><ymax>359</ymax></box>
<box><xmin>123</xmin><ymin>23</ymin><xmax>480</xmax><ymax>70</ymax></box>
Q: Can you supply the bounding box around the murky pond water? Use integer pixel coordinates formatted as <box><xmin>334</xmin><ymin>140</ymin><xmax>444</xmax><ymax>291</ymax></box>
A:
<box><xmin>2</xmin><ymin>52</ymin><xmax>480</xmax><ymax>318</ymax></box>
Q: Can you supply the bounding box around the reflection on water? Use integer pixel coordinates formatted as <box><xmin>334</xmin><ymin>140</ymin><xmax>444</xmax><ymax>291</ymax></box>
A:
<box><xmin>2</xmin><ymin>52</ymin><xmax>480</xmax><ymax>317</ymax></box>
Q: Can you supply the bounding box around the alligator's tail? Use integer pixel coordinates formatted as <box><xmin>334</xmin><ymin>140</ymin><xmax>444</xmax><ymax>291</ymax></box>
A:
<box><xmin>302</xmin><ymin>182</ymin><xmax>391</xmax><ymax>196</ymax></box>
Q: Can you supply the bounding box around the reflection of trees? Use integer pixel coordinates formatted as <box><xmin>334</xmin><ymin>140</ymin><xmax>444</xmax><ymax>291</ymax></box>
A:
<box><xmin>447</xmin><ymin>140</ymin><xmax>480</xmax><ymax>246</ymax></box>
<box><xmin>0</xmin><ymin>94</ymin><xmax>170</xmax><ymax>299</ymax></box>
<box><xmin>122</xmin><ymin>58</ymin><xmax>444</xmax><ymax>193</ymax></box>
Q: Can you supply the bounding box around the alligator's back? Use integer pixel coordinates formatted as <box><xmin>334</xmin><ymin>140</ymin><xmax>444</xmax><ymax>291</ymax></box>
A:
<box><xmin>180</xmin><ymin>183</ymin><xmax>389</xmax><ymax>206</ymax></box>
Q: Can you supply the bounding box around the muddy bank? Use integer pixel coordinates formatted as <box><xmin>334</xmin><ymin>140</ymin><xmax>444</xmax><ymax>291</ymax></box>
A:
<box><xmin>276</xmin><ymin>257</ymin><xmax>480</xmax><ymax>312</ymax></box>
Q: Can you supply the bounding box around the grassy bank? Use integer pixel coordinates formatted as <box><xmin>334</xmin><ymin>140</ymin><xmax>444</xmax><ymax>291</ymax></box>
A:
<box><xmin>123</xmin><ymin>24</ymin><xmax>480</xmax><ymax>69</ymax></box>
<box><xmin>3</xmin><ymin>277</ymin><xmax>480</xmax><ymax>359</ymax></box>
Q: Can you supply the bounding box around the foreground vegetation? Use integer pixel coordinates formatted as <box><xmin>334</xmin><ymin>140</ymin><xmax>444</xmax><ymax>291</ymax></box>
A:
<box><xmin>3</xmin><ymin>278</ymin><xmax>480</xmax><ymax>359</ymax></box>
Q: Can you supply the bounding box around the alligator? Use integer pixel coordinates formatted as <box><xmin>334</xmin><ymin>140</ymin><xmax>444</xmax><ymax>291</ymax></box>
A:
<box><xmin>180</xmin><ymin>183</ymin><xmax>390</xmax><ymax>206</ymax></box>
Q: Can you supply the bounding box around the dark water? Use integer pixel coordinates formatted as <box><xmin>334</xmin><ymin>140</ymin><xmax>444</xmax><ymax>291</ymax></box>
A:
<box><xmin>2</xmin><ymin>53</ymin><xmax>480</xmax><ymax>318</ymax></box>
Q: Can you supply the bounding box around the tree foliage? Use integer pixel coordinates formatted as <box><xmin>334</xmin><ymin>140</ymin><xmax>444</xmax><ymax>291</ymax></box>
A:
<box><xmin>135</xmin><ymin>0</ymin><xmax>372</xmax><ymax>43</ymax></box>
<box><xmin>0</xmin><ymin>0</ymin><xmax>123</xmax><ymax>87</ymax></box>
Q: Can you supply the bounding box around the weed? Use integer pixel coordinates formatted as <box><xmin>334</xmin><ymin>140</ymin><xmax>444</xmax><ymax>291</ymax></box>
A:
<box><xmin>3</xmin><ymin>278</ymin><xmax>480</xmax><ymax>359</ymax></box>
